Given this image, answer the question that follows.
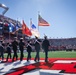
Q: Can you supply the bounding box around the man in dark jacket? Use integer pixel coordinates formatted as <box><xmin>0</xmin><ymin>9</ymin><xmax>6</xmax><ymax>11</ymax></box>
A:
<box><xmin>12</xmin><ymin>37</ymin><xmax>18</xmax><ymax>62</ymax></box>
<box><xmin>0</xmin><ymin>43</ymin><xmax>4</xmax><ymax>62</ymax></box>
<box><xmin>26</xmin><ymin>40</ymin><xmax>32</xmax><ymax>62</ymax></box>
<box><xmin>42</xmin><ymin>36</ymin><xmax>50</xmax><ymax>62</ymax></box>
<box><xmin>19</xmin><ymin>38</ymin><xmax>25</xmax><ymax>61</ymax></box>
<box><xmin>6</xmin><ymin>43</ymin><xmax>11</xmax><ymax>61</ymax></box>
<box><xmin>34</xmin><ymin>36</ymin><xmax>41</xmax><ymax>62</ymax></box>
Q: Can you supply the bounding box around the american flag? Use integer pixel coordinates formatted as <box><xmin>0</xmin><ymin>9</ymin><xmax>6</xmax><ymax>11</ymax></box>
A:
<box><xmin>38</xmin><ymin>14</ymin><xmax>50</xmax><ymax>26</ymax></box>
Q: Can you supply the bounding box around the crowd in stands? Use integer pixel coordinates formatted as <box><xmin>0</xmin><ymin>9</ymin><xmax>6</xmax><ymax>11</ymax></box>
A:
<box><xmin>49</xmin><ymin>38</ymin><xmax>76</xmax><ymax>51</ymax></box>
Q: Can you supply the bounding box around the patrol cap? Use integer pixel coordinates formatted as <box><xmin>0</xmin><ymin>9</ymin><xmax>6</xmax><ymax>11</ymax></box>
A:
<box><xmin>7</xmin><ymin>43</ymin><xmax>9</xmax><ymax>45</ymax></box>
<box><xmin>27</xmin><ymin>40</ymin><xmax>30</xmax><ymax>43</ymax></box>
<box><xmin>35</xmin><ymin>36</ymin><xmax>38</xmax><ymax>39</ymax></box>
<box><xmin>20</xmin><ymin>38</ymin><xmax>23</xmax><ymax>40</ymax></box>
<box><xmin>20</xmin><ymin>38</ymin><xmax>23</xmax><ymax>41</ymax></box>
<box><xmin>44</xmin><ymin>35</ymin><xmax>47</xmax><ymax>39</ymax></box>
<box><xmin>14</xmin><ymin>37</ymin><xmax>17</xmax><ymax>39</ymax></box>
<box><xmin>0</xmin><ymin>40</ymin><xmax>3</xmax><ymax>43</ymax></box>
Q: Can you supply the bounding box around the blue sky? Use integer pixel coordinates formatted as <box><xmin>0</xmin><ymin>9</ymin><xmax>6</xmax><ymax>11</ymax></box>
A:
<box><xmin>0</xmin><ymin>0</ymin><xmax>76</xmax><ymax>38</ymax></box>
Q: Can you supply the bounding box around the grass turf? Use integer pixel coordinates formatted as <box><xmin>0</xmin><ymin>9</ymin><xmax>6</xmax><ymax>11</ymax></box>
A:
<box><xmin>4</xmin><ymin>51</ymin><xmax>76</xmax><ymax>58</ymax></box>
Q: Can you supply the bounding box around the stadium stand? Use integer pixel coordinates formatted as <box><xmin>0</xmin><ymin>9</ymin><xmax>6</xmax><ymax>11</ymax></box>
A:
<box><xmin>49</xmin><ymin>38</ymin><xmax>76</xmax><ymax>51</ymax></box>
<box><xmin>0</xmin><ymin>14</ymin><xmax>22</xmax><ymax>39</ymax></box>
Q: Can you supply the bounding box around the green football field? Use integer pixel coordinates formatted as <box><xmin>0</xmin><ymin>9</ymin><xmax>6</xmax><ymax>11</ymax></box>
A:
<box><xmin>4</xmin><ymin>51</ymin><xmax>76</xmax><ymax>58</ymax></box>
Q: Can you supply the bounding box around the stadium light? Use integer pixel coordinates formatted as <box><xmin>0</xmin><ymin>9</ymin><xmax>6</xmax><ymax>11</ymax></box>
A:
<box><xmin>0</xmin><ymin>3</ymin><xmax>9</xmax><ymax>15</ymax></box>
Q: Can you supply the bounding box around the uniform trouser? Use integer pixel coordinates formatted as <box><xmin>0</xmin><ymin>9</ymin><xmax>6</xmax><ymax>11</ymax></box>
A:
<box><xmin>0</xmin><ymin>52</ymin><xmax>4</xmax><ymax>60</ymax></box>
<box><xmin>27</xmin><ymin>52</ymin><xmax>31</xmax><ymax>61</ymax></box>
<box><xmin>6</xmin><ymin>52</ymin><xmax>11</xmax><ymax>61</ymax></box>
<box><xmin>12</xmin><ymin>51</ymin><xmax>18</xmax><ymax>61</ymax></box>
<box><xmin>20</xmin><ymin>50</ymin><xmax>24</xmax><ymax>61</ymax></box>
<box><xmin>34</xmin><ymin>50</ymin><xmax>40</xmax><ymax>61</ymax></box>
<box><xmin>44</xmin><ymin>49</ymin><xmax>48</xmax><ymax>62</ymax></box>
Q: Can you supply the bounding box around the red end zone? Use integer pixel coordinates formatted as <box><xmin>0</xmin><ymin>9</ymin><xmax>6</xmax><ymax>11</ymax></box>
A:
<box><xmin>0</xmin><ymin>58</ymin><xmax>76</xmax><ymax>75</ymax></box>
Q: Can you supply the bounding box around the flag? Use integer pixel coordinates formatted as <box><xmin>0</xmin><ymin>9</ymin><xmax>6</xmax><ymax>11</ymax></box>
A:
<box><xmin>38</xmin><ymin>14</ymin><xmax>50</xmax><ymax>26</ymax></box>
<box><xmin>22</xmin><ymin>20</ymin><xmax>32</xmax><ymax>36</ymax></box>
<box><xmin>15</xmin><ymin>22</ymin><xmax>21</xmax><ymax>31</ymax></box>
<box><xmin>31</xmin><ymin>24</ymin><xmax>40</xmax><ymax>38</ymax></box>
<box><xmin>8</xmin><ymin>23</ymin><xmax>15</xmax><ymax>32</ymax></box>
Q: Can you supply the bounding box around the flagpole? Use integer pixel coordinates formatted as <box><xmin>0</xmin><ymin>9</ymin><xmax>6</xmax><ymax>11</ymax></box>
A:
<box><xmin>30</xmin><ymin>18</ymin><xmax>32</xmax><ymax>28</ymax></box>
<box><xmin>8</xmin><ymin>23</ymin><xmax>10</xmax><ymax>43</ymax></box>
<box><xmin>29</xmin><ymin>18</ymin><xmax>32</xmax><ymax>38</ymax></box>
<box><xmin>22</xmin><ymin>20</ymin><xmax>24</xmax><ymax>39</ymax></box>
<box><xmin>16</xmin><ymin>18</ymin><xmax>18</xmax><ymax>39</ymax></box>
<box><xmin>8</xmin><ymin>21</ymin><xmax>11</xmax><ymax>43</ymax></box>
<box><xmin>38</xmin><ymin>11</ymin><xmax>40</xmax><ymax>31</ymax></box>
